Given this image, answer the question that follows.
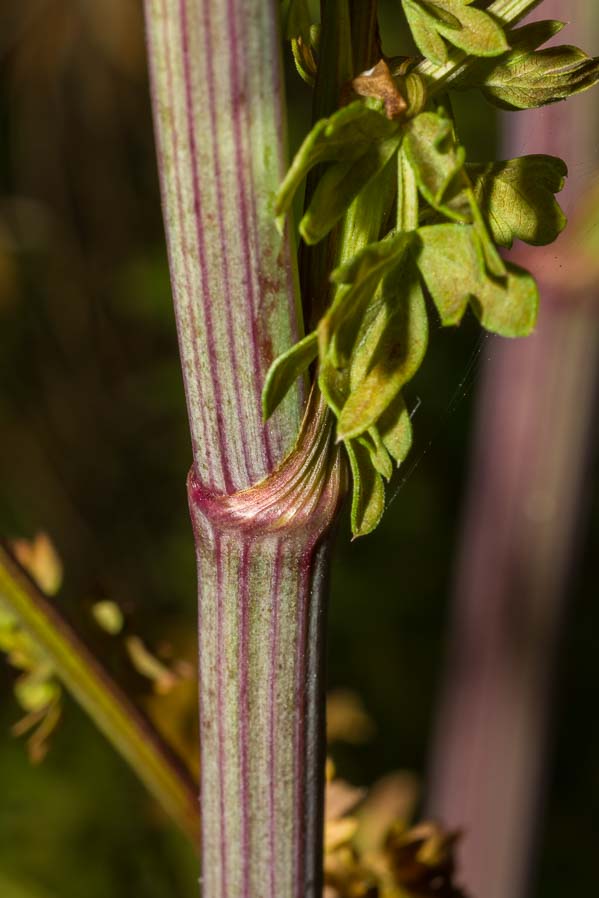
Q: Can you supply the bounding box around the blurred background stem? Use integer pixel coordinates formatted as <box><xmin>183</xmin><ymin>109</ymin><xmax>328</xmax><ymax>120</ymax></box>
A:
<box><xmin>0</xmin><ymin>540</ymin><xmax>200</xmax><ymax>847</ymax></box>
<box><xmin>426</xmin><ymin>4</ymin><xmax>599</xmax><ymax>897</ymax></box>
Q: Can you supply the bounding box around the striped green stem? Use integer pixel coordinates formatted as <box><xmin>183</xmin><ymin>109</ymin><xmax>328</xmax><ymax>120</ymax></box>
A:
<box><xmin>144</xmin><ymin>0</ymin><xmax>303</xmax><ymax>491</ymax></box>
<box><xmin>189</xmin><ymin>395</ymin><xmax>342</xmax><ymax>898</ymax></box>
<box><xmin>144</xmin><ymin>2</ymin><xmax>342</xmax><ymax>895</ymax></box>
<box><xmin>0</xmin><ymin>541</ymin><xmax>200</xmax><ymax>847</ymax></box>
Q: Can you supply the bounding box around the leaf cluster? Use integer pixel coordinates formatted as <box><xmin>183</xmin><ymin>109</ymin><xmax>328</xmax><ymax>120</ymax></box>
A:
<box><xmin>271</xmin><ymin>1</ymin><xmax>599</xmax><ymax>537</ymax></box>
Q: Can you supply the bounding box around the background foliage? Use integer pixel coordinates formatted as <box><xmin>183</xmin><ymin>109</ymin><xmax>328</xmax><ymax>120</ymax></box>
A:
<box><xmin>0</xmin><ymin>2</ymin><xmax>598</xmax><ymax>896</ymax></box>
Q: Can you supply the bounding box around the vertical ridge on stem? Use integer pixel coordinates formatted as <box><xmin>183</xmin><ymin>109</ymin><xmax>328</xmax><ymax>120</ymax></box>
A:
<box><xmin>190</xmin><ymin>452</ymin><xmax>342</xmax><ymax>897</ymax></box>
<box><xmin>145</xmin><ymin>2</ymin><xmax>345</xmax><ymax>894</ymax></box>
<box><xmin>144</xmin><ymin>0</ymin><xmax>304</xmax><ymax>492</ymax></box>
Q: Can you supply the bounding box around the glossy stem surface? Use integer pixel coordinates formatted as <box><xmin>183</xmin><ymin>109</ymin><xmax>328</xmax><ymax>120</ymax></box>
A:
<box><xmin>189</xmin><ymin>398</ymin><xmax>342</xmax><ymax>898</ymax></box>
<box><xmin>144</xmin><ymin>3</ymin><xmax>342</xmax><ymax>895</ymax></box>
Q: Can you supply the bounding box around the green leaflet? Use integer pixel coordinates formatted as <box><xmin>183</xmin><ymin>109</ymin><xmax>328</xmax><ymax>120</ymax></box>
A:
<box><xmin>262</xmin><ymin>331</ymin><xmax>318</xmax><ymax>420</ymax></box>
<box><xmin>481</xmin><ymin>45</ymin><xmax>599</xmax><ymax>110</ymax></box>
<box><xmin>403</xmin><ymin>0</ymin><xmax>509</xmax><ymax>66</ymax></box>
<box><xmin>346</xmin><ymin>440</ymin><xmax>386</xmax><ymax>538</ymax></box>
<box><xmin>415</xmin><ymin>223</ymin><xmax>478</xmax><ymax>326</ymax></box>
<box><xmin>321</xmin><ymin>231</ymin><xmax>416</xmax><ymax>361</ymax></box>
<box><xmin>470</xmin><ymin>155</ymin><xmax>567</xmax><ymax>247</ymax></box>
<box><xmin>457</xmin><ymin>19</ymin><xmax>566</xmax><ymax>87</ymax></box>
<box><xmin>467</xmin><ymin>189</ymin><xmax>506</xmax><ymax>278</ymax></box>
<box><xmin>403</xmin><ymin>111</ymin><xmax>469</xmax><ymax>222</ymax></box>
<box><xmin>402</xmin><ymin>1</ymin><xmax>450</xmax><ymax>66</ymax></box>
<box><xmin>379</xmin><ymin>393</ymin><xmax>413</xmax><ymax>465</ymax></box>
<box><xmin>336</xmin><ymin>154</ymin><xmax>398</xmax><ymax>270</ymax></box>
<box><xmin>416</xmin><ymin>223</ymin><xmax>538</xmax><ymax>336</ymax></box>
<box><xmin>403</xmin><ymin>109</ymin><xmax>505</xmax><ymax>277</ymax></box>
<box><xmin>337</xmin><ymin>259</ymin><xmax>428</xmax><ymax>440</ymax></box>
<box><xmin>471</xmin><ymin>261</ymin><xmax>539</xmax><ymax>337</ymax></box>
<box><xmin>358</xmin><ymin>428</ymin><xmax>394</xmax><ymax>481</ymax></box>
<box><xmin>504</xmin><ymin>19</ymin><xmax>566</xmax><ymax>55</ymax></box>
<box><xmin>300</xmin><ymin>134</ymin><xmax>402</xmax><ymax>244</ymax></box>
<box><xmin>275</xmin><ymin>101</ymin><xmax>400</xmax><ymax>238</ymax></box>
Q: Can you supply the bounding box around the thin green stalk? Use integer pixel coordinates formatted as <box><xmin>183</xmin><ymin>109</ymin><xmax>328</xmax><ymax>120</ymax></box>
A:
<box><xmin>0</xmin><ymin>541</ymin><xmax>200</xmax><ymax>847</ymax></box>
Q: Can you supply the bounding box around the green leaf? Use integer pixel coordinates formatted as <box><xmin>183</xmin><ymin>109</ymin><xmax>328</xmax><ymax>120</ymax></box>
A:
<box><xmin>455</xmin><ymin>20</ymin><xmax>565</xmax><ymax>87</ymax></box>
<box><xmin>471</xmin><ymin>261</ymin><xmax>539</xmax><ymax>337</ymax></box>
<box><xmin>379</xmin><ymin>393</ymin><xmax>413</xmax><ymax>465</ymax></box>
<box><xmin>403</xmin><ymin>0</ymin><xmax>449</xmax><ymax>65</ymax></box>
<box><xmin>403</xmin><ymin>0</ymin><xmax>509</xmax><ymax>64</ymax></box>
<box><xmin>337</xmin><ymin>259</ymin><xmax>428</xmax><ymax>440</ymax></box>
<box><xmin>404</xmin><ymin>109</ymin><xmax>506</xmax><ymax>280</ymax></box>
<box><xmin>358</xmin><ymin>428</ymin><xmax>394</xmax><ymax>481</ymax></box>
<box><xmin>481</xmin><ymin>45</ymin><xmax>599</xmax><ymax>110</ymax></box>
<box><xmin>467</xmin><ymin>189</ymin><xmax>507</xmax><ymax>278</ymax></box>
<box><xmin>416</xmin><ymin>223</ymin><xmax>538</xmax><ymax>336</ymax></box>
<box><xmin>300</xmin><ymin>134</ymin><xmax>402</xmax><ymax>244</ymax></box>
<box><xmin>318</xmin><ymin>355</ymin><xmax>348</xmax><ymax>417</ymax></box>
<box><xmin>416</xmin><ymin>223</ymin><xmax>477</xmax><ymax>326</ymax></box>
<box><xmin>275</xmin><ymin>101</ymin><xmax>400</xmax><ymax>231</ymax></box>
<box><xmin>504</xmin><ymin>19</ymin><xmax>566</xmax><ymax>56</ymax></box>
<box><xmin>331</xmin><ymin>230</ymin><xmax>416</xmax><ymax>286</ymax></box>
<box><xmin>321</xmin><ymin>231</ymin><xmax>416</xmax><ymax>361</ymax></box>
<box><xmin>345</xmin><ymin>440</ymin><xmax>386</xmax><ymax>538</ymax></box>
<box><xmin>403</xmin><ymin>111</ymin><xmax>469</xmax><ymax>222</ymax></box>
<box><xmin>262</xmin><ymin>331</ymin><xmax>318</xmax><ymax>420</ymax></box>
<box><xmin>317</xmin><ymin>233</ymin><xmax>419</xmax><ymax>452</ymax></box>
<box><xmin>469</xmin><ymin>155</ymin><xmax>567</xmax><ymax>247</ymax></box>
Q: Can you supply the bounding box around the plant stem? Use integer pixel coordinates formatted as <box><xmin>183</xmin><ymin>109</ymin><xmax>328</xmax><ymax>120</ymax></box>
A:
<box><xmin>350</xmin><ymin>0</ymin><xmax>380</xmax><ymax>74</ymax></box>
<box><xmin>0</xmin><ymin>541</ymin><xmax>200</xmax><ymax>847</ymax></box>
<box><xmin>144</xmin><ymin>0</ymin><xmax>304</xmax><ymax>491</ymax></box>
<box><xmin>189</xmin><ymin>393</ymin><xmax>342</xmax><ymax>898</ymax></box>
<box><xmin>144</xmin><ymin>2</ymin><xmax>343</xmax><ymax>895</ymax></box>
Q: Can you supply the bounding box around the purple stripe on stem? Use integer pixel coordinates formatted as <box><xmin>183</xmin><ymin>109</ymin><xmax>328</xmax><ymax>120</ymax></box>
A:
<box><xmin>200</xmin><ymin>0</ymin><xmax>257</xmax><ymax>487</ymax></box>
<box><xmin>238</xmin><ymin>540</ymin><xmax>252</xmax><ymax>898</ymax></box>
<box><xmin>227</xmin><ymin>0</ymin><xmax>276</xmax><ymax>470</ymax></box>
<box><xmin>148</xmin><ymin>0</ymin><xmax>218</xmax><ymax>485</ymax></box>
<box><xmin>215</xmin><ymin>532</ymin><xmax>230</xmax><ymax>898</ymax></box>
<box><xmin>268</xmin><ymin>540</ymin><xmax>283</xmax><ymax>898</ymax></box>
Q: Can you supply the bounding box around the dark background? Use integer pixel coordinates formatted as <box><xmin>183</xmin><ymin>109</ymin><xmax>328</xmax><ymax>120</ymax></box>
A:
<box><xmin>0</xmin><ymin>2</ymin><xmax>597</xmax><ymax>896</ymax></box>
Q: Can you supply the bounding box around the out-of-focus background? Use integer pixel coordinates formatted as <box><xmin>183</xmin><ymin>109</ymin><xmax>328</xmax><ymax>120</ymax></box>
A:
<box><xmin>0</xmin><ymin>2</ymin><xmax>598</xmax><ymax>897</ymax></box>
